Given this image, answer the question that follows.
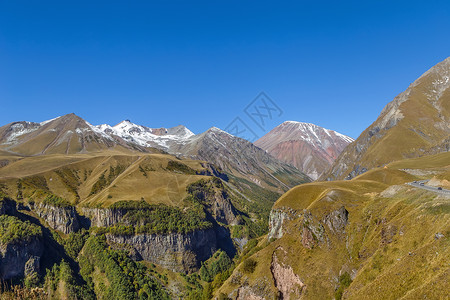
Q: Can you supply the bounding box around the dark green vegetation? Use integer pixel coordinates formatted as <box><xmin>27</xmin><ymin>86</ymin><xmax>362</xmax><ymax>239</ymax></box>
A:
<box><xmin>90</xmin><ymin>165</ymin><xmax>126</xmax><ymax>195</ymax></box>
<box><xmin>44</xmin><ymin>260</ymin><xmax>95</xmax><ymax>299</ymax></box>
<box><xmin>42</xmin><ymin>194</ymin><xmax>72</xmax><ymax>208</ymax></box>
<box><xmin>166</xmin><ymin>160</ymin><xmax>196</xmax><ymax>174</ymax></box>
<box><xmin>335</xmin><ymin>272</ymin><xmax>352</xmax><ymax>300</ymax></box>
<box><xmin>79</xmin><ymin>235</ymin><xmax>170</xmax><ymax>299</ymax></box>
<box><xmin>242</xmin><ymin>257</ymin><xmax>257</xmax><ymax>274</ymax></box>
<box><xmin>200</xmin><ymin>250</ymin><xmax>233</xmax><ymax>282</ymax></box>
<box><xmin>0</xmin><ymin>215</ymin><xmax>42</xmax><ymax>244</ymax></box>
<box><xmin>96</xmin><ymin>200</ymin><xmax>212</xmax><ymax>235</ymax></box>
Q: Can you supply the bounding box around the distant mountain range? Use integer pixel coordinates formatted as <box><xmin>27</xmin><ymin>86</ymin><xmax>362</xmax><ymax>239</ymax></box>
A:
<box><xmin>255</xmin><ymin>121</ymin><xmax>353</xmax><ymax>179</ymax></box>
<box><xmin>0</xmin><ymin>114</ymin><xmax>310</xmax><ymax>193</ymax></box>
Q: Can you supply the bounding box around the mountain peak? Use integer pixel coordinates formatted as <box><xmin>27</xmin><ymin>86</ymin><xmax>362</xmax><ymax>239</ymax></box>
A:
<box><xmin>322</xmin><ymin>57</ymin><xmax>450</xmax><ymax>181</ymax></box>
<box><xmin>255</xmin><ymin>121</ymin><xmax>353</xmax><ymax>179</ymax></box>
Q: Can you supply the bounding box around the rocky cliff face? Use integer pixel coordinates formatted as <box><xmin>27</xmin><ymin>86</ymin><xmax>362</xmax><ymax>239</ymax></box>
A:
<box><xmin>268</xmin><ymin>208</ymin><xmax>296</xmax><ymax>240</ymax></box>
<box><xmin>0</xmin><ymin>235</ymin><xmax>43</xmax><ymax>280</ymax></box>
<box><xmin>0</xmin><ymin>198</ymin><xmax>16</xmax><ymax>216</ymax></box>
<box><xmin>35</xmin><ymin>203</ymin><xmax>80</xmax><ymax>234</ymax></box>
<box><xmin>255</xmin><ymin>121</ymin><xmax>353</xmax><ymax>180</ymax></box>
<box><xmin>268</xmin><ymin>205</ymin><xmax>349</xmax><ymax>245</ymax></box>
<box><xmin>106</xmin><ymin>229</ymin><xmax>217</xmax><ymax>273</ymax></box>
<box><xmin>188</xmin><ymin>178</ymin><xmax>240</xmax><ymax>226</ymax></box>
<box><xmin>270</xmin><ymin>249</ymin><xmax>306</xmax><ymax>300</ymax></box>
<box><xmin>80</xmin><ymin>207</ymin><xmax>126</xmax><ymax>227</ymax></box>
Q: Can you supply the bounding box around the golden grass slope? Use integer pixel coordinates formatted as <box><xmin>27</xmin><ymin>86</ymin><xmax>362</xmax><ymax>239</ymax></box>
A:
<box><xmin>0</xmin><ymin>151</ymin><xmax>210</xmax><ymax>208</ymax></box>
<box><xmin>217</xmin><ymin>153</ymin><xmax>450</xmax><ymax>299</ymax></box>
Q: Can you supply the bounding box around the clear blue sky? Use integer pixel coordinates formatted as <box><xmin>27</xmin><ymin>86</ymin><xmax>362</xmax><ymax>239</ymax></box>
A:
<box><xmin>1</xmin><ymin>1</ymin><xmax>449</xmax><ymax>139</ymax></box>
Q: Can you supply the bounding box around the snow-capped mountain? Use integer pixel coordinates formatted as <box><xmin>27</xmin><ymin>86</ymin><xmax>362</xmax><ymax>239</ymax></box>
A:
<box><xmin>255</xmin><ymin>121</ymin><xmax>354</xmax><ymax>180</ymax></box>
<box><xmin>0</xmin><ymin>114</ymin><xmax>196</xmax><ymax>155</ymax></box>
<box><xmin>94</xmin><ymin>120</ymin><xmax>194</xmax><ymax>151</ymax></box>
<box><xmin>0</xmin><ymin>113</ymin><xmax>147</xmax><ymax>155</ymax></box>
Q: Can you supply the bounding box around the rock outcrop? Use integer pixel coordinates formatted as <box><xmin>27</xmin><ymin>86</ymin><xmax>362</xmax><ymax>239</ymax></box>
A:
<box><xmin>0</xmin><ymin>198</ymin><xmax>17</xmax><ymax>216</ymax></box>
<box><xmin>35</xmin><ymin>203</ymin><xmax>80</xmax><ymax>234</ymax></box>
<box><xmin>268</xmin><ymin>208</ymin><xmax>295</xmax><ymax>240</ymax></box>
<box><xmin>106</xmin><ymin>228</ymin><xmax>217</xmax><ymax>273</ymax></box>
<box><xmin>0</xmin><ymin>236</ymin><xmax>44</xmax><ymax>280</ymax></box>
<box><xmin>271</xmin><ymin>250</ymin><xmax>306</xmax><ymax>300</ymax></box>
<box><xmin>323</xmin><ymin>206</ymin><xmax>349</xmax><ymax>234</ymax></box>
<box><xmin>80</xmin><ymin>207</ymin><xmax>126</xmax><ymax>228</ymax></box>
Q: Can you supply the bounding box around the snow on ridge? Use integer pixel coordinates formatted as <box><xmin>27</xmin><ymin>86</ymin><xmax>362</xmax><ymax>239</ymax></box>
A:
<box><xmin>40</xmin><ymin>116</ymin><xmax>61</xmax><ymax>126</ymax></box>
<box><xmin>208</xmin><ymin>127</ymin><xmax>234</xmax><ymax>137</ymax></box>
<box><xmin>89</xmin><ymin>120</ymin><xmax>196</xmax><ymax>149</ymax></box>
<box><xmin>279</xmin><ymin>120</ymin><xmax>354</xmax><ymax>145</ymax></box>
<box><xmin>3</xmin><ymin>123</ymin><xmax>40</xmax><ymax>144</ymax></box>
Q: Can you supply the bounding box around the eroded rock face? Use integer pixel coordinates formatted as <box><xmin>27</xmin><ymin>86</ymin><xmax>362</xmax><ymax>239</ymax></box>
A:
<box><xmin>80</xmin><ymin>207</ymin><xmax>125</xmax><ymax>227</ymax></box>
<box><xmin>24</xmin><ymin>256</ymin><xmax>40</xmax><ymax>277</ymax></box>
<box><xmin>271</xmin><ymin>250</ymin><xmax>306</xmax><ymax>300</ymax></box>
<box><xmin>268</xmin><ymin>208</ymin><xmax>297</xmax><ymax>240</ymax></box>
<box><xmin>35</xmin><ymin>203</ymin><xmax>80</xmax><ymax>234</ymax></box>
<box><xmin>323</xmin><ymin>206</ymin><xmax>349</xmax><ymax>234</ymax></box>
<box><xmin>302</xmin><ymin>212</ymin><xmax>326</xmax><ymax>249</ymax></box>
<box><xmin>0</xmin><ymin>237</ymin><xmax>44</xmax><ymax>280</ymax></box>
<box><xmin>105</xmin><ymin>229</ymin><xmax>217</xmax><ymax>273</ymax></box>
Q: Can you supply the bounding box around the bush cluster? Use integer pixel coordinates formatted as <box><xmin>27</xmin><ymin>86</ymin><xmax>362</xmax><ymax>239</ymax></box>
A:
<box><xmin>0</xmin><ymin>215</ymin><xmax>42</xmax><ymax>244</ymax></box>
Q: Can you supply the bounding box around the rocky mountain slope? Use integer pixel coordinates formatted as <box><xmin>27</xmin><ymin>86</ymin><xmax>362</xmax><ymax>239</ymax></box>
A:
<box><xmin>322</xmin><ymin>57</ymin><xmax>450</xmax><ymax>180</ymax></box>
<box><xmin>171</xmin><ymin>127</ymin><xmax>311</xmax><ymax>191</ymax></box>
<box><xmin>255</xmin><ymin>121</ymin><xmax>353</xmax><ymax>180</ymax></box>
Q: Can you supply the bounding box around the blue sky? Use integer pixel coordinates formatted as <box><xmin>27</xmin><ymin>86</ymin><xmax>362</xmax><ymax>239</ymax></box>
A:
<box><xmin>1</xmin><ymin>1</ymin><xmax>449</xmax><ymax>139</ymax></box>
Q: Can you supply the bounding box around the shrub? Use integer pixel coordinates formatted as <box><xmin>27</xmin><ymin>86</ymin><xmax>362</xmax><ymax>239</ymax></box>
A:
<box><xmin>242</xmin><ymin>258</ymin><xmax>257</xmax><ymax>274</ymax></box>
<box><xmin>335</xmin><ymin>272</ymin><xmax>352</xmax><ymax>300</ymax></box>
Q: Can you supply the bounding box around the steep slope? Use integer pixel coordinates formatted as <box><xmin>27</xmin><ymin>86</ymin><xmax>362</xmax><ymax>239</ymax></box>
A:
<box><xmin>255</xmin><ymin>121</ymin><xmax>353</xmax><ymax>180</ymax></box>
<box><xmin>217</xmin><ymin>152</ymin><xmax>450</xmax><ymax>299</ymax></box>
<box><xmin>322</xmin><ymin>57</ymin><xmax>450</xmax><ymax>180</ymax></box>
<box><xmin>172</xmin><ymin>127</ymin><xmax>311</xmax><ymax>192</ymax></box>
<box><xmin>0</xmin><ymin>113</ymin><xmax>152</xmax><ymax>156</ymax></box>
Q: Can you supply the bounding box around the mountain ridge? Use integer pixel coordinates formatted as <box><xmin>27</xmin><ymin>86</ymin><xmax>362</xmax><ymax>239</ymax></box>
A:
<box><xmin>322</xmin><ymin>56</ymin><xmax>450</xmax><ymax>181</ymax></box>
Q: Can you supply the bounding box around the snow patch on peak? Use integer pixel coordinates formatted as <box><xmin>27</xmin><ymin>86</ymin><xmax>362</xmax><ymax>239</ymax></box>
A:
<box><xmin>207</xmin><ymin>127</ymin><xmax>234</xmax><ymax>138</ymax></box>
<box><xmin>334</xmin><ymin>131</ymin><xmax>355</xmax><ymax>143</ymax></box>
<box><xmin>275</xmin><ymin>120</ymin><xmax>354</xmax><ymax>147</ymax></box>
<box><xmin>40</xmin><ymin>116</ymin><xmax>61</xmax><ymax>126</ymax></box>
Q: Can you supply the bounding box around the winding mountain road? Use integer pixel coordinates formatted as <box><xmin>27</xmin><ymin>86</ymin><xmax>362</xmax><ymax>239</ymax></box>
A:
<box><xmin>407</xmin><ymin>180</ymin><xmax>450</xmax><ymax>197</ymax></box>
